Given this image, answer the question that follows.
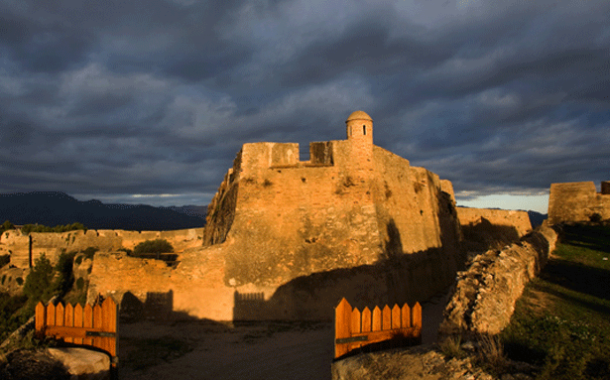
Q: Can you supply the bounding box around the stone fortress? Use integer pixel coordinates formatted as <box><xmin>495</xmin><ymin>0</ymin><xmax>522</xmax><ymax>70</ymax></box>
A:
<box><xmin>1</xmin><ymin>111</ymin><xmax>534</xmax><ymax>321</ymax></box>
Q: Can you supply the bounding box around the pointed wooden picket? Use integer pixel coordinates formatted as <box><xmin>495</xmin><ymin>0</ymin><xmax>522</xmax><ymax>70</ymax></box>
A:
<box><xmin>392</xmin><ymin>304</ymin><xmax>401</xmax><ymax>329</ymax></box>
<box><xmin>35</xmin><ymin>302</ymin><xmax>46</xmax><ymax>339</ymax></box>
<box><xmin>74</xmin><ymin>304</ymin><xmax>84</xmax><ymax>345</ymax></box>
<box><xmin>372</xmin><ymin>306</ymin><xmax>381</xmax><ymax>332</ymax></box>
<box><xmin>64</xmin><ymin>304</ymin><xmax>74</xmax><ymax>343</ymax></box>
<box><xmin>334</xmin><ymin>298</ymin><xmax>353</xmax><ymax>358</ymax></box>
<box><xmin>47</xmin><ymin>303</ymin><xmax>56</xmax><ymax>327</ymax></box>
<box><xmin>55</xmin><ymin>303</ymin><xmax>65</xmax><ymax>327</ymax></box>
<box><xmin>362</xmin><ymin>307</ymin><xmax>371</xmax><ymax>333</ymax></box>
<box><xmin>401</xmin><ymin>304</ymin><xmax>411</xmax><ymax>328</ymax></box>
<box><xmin>83</xmin><ymin>304</ymin><xmax>93</xmax><ymax>346</ymax></box>
<box><xmin>351</xmin><ymin>308</ymin><xmax>361</xmax><ymax>334</ymax></box>
<box><xmin>382</xmin><ymin>305</ymin><xmax>392</xmax><ymax>330</ymax></box>
<box><xmin>93</xmin><ymin>303</ymin><xmax>103</xmax><ymax>349</ymax></box>
<box><xmin>413</xmin><ymin>302</ymin><xmax>422</xmax><ymax>329</ymax></box>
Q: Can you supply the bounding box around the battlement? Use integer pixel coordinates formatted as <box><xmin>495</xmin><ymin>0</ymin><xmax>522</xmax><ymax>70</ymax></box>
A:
<box><xmin>265</xmin><ymin>141</ymin><xmax>335</xmax><ymax>169</ymax></box>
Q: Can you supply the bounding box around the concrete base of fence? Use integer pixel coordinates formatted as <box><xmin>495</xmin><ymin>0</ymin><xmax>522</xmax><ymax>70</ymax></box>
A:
<box><xmin>45</xmin><ymin>348</ymin><xmax>110</xmax><ymax>380</ymax></box>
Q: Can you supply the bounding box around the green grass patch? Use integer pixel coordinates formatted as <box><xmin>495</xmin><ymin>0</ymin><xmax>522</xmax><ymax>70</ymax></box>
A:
<box><xmin>501</xmin><ymin>223</ymin><xmax>610</xmax><ymax>380</ymax></box>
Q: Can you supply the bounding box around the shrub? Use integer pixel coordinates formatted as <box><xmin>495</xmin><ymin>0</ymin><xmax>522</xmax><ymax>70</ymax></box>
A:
<box><xmin>23</xmin><ymin>254</ymin><xmax>56</xmax><ymax>306</ymax></box>
<box><xmin>440</xmin><ymin>335</ymin><xmax>466</xmax><ymax>359</ymax></box>
<box><xmin>53</xmin><ymin>252</ymin><xmax>76</xmax><ymax>297</ymax></box>
<box><xmin>133</xmin><ymin>239</ymin><xmax>174</xmax><ymax>256</ymax></box>
<box><xmin>0</xmin><ymin>220</ymin><xmax>15</xmax><ymax>234</ymax></box>
<box><xmin>20</xmin><ymin>222</ymin><xmax>86</xmax><ymax>235</ymax></box>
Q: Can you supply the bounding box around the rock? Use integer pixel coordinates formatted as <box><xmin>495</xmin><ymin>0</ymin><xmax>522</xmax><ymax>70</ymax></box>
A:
<box><xmin>45</xmin><ymin>348</ymin><xmax>110</xmax><ymax>380</ymax></box>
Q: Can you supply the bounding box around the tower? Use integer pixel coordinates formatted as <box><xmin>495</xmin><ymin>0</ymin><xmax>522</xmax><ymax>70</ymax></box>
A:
<box><xmin>346</xmin><ymin>110</ymin><xmax>373</xmax><ymax>144</ymax></box>
<box><xmin>345</xmin><ymin>110</ymin><xmax>374</xmax><ymax>173</ymax></box>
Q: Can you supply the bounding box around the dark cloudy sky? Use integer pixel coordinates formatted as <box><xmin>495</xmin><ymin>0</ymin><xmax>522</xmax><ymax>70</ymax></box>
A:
<box><xmin>1</xmin><ymin>0</ymin><xmax>609</xmax><ymax>213</ymax></box>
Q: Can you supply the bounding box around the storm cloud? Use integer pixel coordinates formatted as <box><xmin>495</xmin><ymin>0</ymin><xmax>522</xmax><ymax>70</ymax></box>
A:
<box><xmin>1</xmin><ymin>0</ymin><xmax>608</xmax><ymax>210</ymax></box>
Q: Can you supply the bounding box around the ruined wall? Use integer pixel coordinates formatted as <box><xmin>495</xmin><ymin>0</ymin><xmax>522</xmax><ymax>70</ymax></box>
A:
<box><xmin>456</xmin><ymin>207</ymin><xmax>532</xmax><ymax>237</ymax></box>
<box><xmin>548</xmin><ymin>181</ymin><xmax>610</xmax><ymax>224</ymax></box>
<box><xmin>0</xmin><ymin>228</ymin><xmax>203</xmax><ymax>269</ymax></box>
<box><xmin>440</xmin><ymin>224</ymin><xmax>558</xmax><ymax>336</ymax></box>
<box><xmin>88</xmin><ymin>245</ymin><xmax>235</xmax><ymax>321</ymax></box>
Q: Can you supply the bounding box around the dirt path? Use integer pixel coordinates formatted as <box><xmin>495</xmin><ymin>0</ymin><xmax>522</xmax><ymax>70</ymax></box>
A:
<box><xmin>119</xmin><ymin>321</ymin><xmax>335</xmax><ymax>380</ymax></box>
<box><xmin>118</xmin><ymin>290</ymin><xmax>450</xmax><ymax>380</ymax></box>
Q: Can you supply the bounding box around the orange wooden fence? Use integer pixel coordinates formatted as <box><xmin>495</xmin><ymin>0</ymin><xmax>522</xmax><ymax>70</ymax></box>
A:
<box><xmin>35</xmin><ymin>298</ymin><xmax>118</xmax><ymax>367</ymax></box>
<box><xmin>334</xmin><ymin>298</ymin><xmax>422</xmax><ymax>358</ymax></box>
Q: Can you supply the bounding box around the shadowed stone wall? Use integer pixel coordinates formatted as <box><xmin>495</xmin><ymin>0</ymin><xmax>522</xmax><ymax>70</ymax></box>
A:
<box><xmin>457</xmin><ymin>207</ymin><xmax>532</xmax><ymax>237</ymax></box>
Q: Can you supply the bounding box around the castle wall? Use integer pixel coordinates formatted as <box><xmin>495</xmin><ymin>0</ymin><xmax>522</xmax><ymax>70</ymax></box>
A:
<box><xmin>183</xmin><ymin>139</ymin><xmax>464</xmax><ymax>320</ymax></box>
<box><xmin>221</xmin><ymin>141</ymin><xmax>382</xmax><ymax>288</ymax></box>
<box><xmin>371</xmin><ymin>147</ymin><xmax>460</xmax><ymax>255</ymax></box>
<box><xmin>548</xmin><ymin>181</ymin><xmax>610</xmax><ymax>224</ymax></box>
<box><xmin>456</xmin><ymin>207</ymin><xmax>532</xmax><ymax>237</ymax></box>
<box><xmin>0</xmin><ymin>227</ymin><xmax>204</xmax><ymax>269</ymax></box>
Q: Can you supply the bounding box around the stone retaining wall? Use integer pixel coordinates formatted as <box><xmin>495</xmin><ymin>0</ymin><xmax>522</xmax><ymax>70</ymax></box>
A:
<box><xmin>439</xmin><ymin>223</ymin><xmax>558</xmax><ymax>336</ymax></box>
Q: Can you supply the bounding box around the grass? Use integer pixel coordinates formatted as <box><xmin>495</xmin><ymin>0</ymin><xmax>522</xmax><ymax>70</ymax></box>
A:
<box><xmin>500</xmin><ymin>223</ymin><xmax>610</xmax><ymax>380</ymax></box>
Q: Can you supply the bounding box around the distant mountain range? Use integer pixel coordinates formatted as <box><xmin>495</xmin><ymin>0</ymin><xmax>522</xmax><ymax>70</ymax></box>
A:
<box><xmin>0</xmin><ymin>192</ymin><xmax>206</xmax><ymax>231</ymax></box>
<box><xmin>527</xmin><ymin>210</ymin><xmax>548</xmax><ymax>228</ymax></box>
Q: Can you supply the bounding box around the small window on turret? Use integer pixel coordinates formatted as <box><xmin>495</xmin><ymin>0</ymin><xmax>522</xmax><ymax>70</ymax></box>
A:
<box><xmin>363</xmin><ymin>125</ymin><xmax>366</xmax><ymax>135</ymax></box>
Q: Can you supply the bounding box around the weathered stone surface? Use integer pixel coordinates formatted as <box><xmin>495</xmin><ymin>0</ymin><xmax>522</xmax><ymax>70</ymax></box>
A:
<box><xmin>457</xmin><ymin>207</ymin><xmax>532</xmax><ymax>238</ymax></box>
<box><xmin>0</xmin><ymin>227</ymin><xmax>204</xmax><ymax>269</ymax></box>
<box><xmin>548</xmin><ymin>181</ymin><xmax>610</xmax><ymax>224</ymax></box>
<box><xmin>45</xmin><ymin>348</ymin><xmax>110</xmax><ymax>380</ymax></box>
<box><xmin>440</xmin><ymin>224</ymin><xmax>558</xmax><ymax>336</ymax></box>
<box><xmin>0</xmin><ymin>266</ymin><xmax>28</xmax><ymax>295</ymax></box>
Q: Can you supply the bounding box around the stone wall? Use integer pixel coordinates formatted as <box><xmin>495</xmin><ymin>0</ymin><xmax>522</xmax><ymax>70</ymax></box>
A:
<box><xmin>204</xmin><ymin>140</ymin><xmax>462</xmax><ymax>292</ymax></box>
<box><xmin>440</xmin><ymin>223</ymin><xmax>558</xmax><ymax>336</ymax></box>
<box><xmin>457</xmin><ymin>207</ymin><xmax>532</xmax><ymax>237</ymax></box>
<box><xmin>548</xmin><ymin>181</ymin><xmax>610</xmax><ymax>224</ymax></box>
<box><xmin>0</xmin><ymin>228</ymin><xmax>203</xmax><ymax>269</ymax></box>
<box><xmin>88</xmin><ymin>245</ymin><xmax>234</xmax><ymax>321</ymax></box>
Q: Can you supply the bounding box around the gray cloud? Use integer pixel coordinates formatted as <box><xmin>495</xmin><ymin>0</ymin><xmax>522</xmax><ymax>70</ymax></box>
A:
<box><xmin>0</xmin><ymin>0</ymin><xmax>609</xmax><ymax>208</ymax></box>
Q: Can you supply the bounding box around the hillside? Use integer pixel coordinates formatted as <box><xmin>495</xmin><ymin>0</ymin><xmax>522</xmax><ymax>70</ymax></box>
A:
<box><xmin>0</xmin><ymin>192</ymin><xmax>206</xmax><ymax>231</ymax></box>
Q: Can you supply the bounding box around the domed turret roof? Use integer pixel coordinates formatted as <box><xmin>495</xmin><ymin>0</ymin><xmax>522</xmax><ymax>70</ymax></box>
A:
<box><xmin>346</xmin><ymin>110</ymin><xmax>372</xmax><ymax>122</ymax></box>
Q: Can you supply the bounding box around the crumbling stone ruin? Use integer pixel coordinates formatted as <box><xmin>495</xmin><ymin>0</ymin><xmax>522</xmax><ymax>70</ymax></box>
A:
<box><xmin>439</xmin><ymin>179</ymin><xmax>609</xmax><ymax>336</ymax></box>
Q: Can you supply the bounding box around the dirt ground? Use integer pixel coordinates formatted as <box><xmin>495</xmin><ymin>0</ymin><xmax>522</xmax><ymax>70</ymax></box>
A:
<box><xmin>118</xmin><ymin>291</ymin><xmax>450</xmax><ymax>380</ymax></box>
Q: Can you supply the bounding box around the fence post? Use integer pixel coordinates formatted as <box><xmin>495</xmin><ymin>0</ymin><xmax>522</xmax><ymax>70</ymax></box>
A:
<box><xmin>35</xmin><ymin>302</ymin><xmax>46</xmax><ymax>339</ymax></box>
<box><xmin>335</xmin><ymin>298</ymin><xmax>352</xmax><ymax>358</ymax></box>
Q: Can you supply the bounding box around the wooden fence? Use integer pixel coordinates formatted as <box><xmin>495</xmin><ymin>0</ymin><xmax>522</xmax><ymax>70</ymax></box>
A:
<box><xmin>334</xmin><ymin>298</ymin><xmax>422</xmax><ymax>358</ymax></box>
<box><xmin>35</xmin><ymin>298</ymin><xmax>118</xmax><ymax>367</ymax></box>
